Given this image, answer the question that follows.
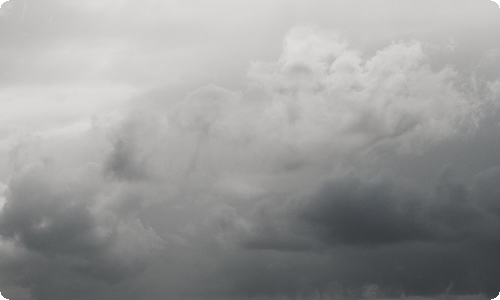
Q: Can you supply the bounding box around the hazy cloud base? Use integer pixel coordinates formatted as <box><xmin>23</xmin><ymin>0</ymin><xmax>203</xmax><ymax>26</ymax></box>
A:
<box><xmin>0</xmin><ymin>1</ymin><xmax>500</xmax><ymax>300</ymax></box>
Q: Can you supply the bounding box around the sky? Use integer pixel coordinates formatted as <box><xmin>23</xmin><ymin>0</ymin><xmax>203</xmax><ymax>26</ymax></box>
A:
<box><xmin>0</xmin><ymin>0</ymin><xmax>500</xmax><ymax>300</ymax></box>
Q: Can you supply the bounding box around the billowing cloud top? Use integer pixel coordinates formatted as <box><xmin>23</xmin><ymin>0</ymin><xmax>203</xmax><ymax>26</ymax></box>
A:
<box><xmin>0</xmin><ymin>1</ymin><xmax>500</xmax><ymax>300</ymax></box>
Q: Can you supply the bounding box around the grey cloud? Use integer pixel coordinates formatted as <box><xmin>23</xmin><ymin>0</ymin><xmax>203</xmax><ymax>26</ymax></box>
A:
<box><xmin>473</xmin><ymin>167</ymin><xmax>500</xmax><ymax>216</ymax></box>
<box><xmin>303</xmin><ymin>174</ymin><xmax>487</xmax><ymax>245</ymax></box>
<box><xmin>105</xmin><ymin>128</ymin><xmax>152</xmax><ymax>182</ymax></box>
<box><xmin>1</xmin><ymin>1</ymin><xmax>499</xmax><ymax>299</ymax></box>
<box><xmin>299</xmin><ymin>177</ymin><xmax>428</xmax><ymax>246</ymax></box>
<box><xmin>0</xmin><ymin>168</ymin><xmax>109</xmax><ymax>256</ymax></box>
<box><xmin>0</xmin><ymin>163</ymin><xmax>163</xmax><ymax>300</ymax></box>
<box><xmin>238</xmin><ymin>167</ymin><xmax>500</xmax><ymax>298</ymax></box>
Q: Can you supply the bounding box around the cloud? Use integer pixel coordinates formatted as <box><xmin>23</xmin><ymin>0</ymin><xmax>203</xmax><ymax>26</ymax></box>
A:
<box><xmin>93</xmin><ymin>26</ymin><xmax>497</xmax><ymax>300</ymax></box>
<box><xmin>247</xmin><ymin>27</ymin><xmax>481</xmax><ymax>159</ymax></box>
<box><xmin>0</xmin><ymin>4</ymin><xmax>499</xmax><ymax>299</ymax></box>
<box><xmin>0</xmin><ymin>158</ymin><xmax>163</xmax><ymax>299</ymax></box>
<box><xmin>237</xmin><ymin>168</ymin><xmax>500</xmax><ymax>298</ymax></box>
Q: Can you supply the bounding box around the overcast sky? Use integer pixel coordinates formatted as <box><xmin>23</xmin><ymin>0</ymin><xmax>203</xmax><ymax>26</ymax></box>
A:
<box><xmin>0</xmin><ymin>1</ymin><xmax>500</xmax><ymax>300</ymax></box>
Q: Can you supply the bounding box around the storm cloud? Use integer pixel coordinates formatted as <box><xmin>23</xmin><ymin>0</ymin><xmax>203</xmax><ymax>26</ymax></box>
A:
<box><xmin>242</xmin><ymin>169</ymin><xmax>500</xmax><ymax>297</ymax></box>
<box><xmin>0</xmin><ymin>1</ymin><xmax>500</xmax><ymax>300</ymax></box>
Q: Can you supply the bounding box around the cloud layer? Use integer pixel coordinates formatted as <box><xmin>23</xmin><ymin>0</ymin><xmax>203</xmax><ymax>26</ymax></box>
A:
<box><xmin>0</xmin><ymin>1</ymin><xmax>500</xmax><ymax>300</ymax></box>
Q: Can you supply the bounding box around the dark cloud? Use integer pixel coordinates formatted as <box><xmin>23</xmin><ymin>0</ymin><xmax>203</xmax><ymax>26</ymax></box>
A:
<box><xmin>237</xmin><ymin>168</ymin><xmax>500</xmax><ymax>298</ymax></box>
<box><xmin>0</xmin><ymin>164</ymin><xmax>162</xmax><ymax>300</ymax></box>
<box><xmin>0</xmin><ymin>167</ymin><xmax>109</xmax><ymax>256</ymax></box>
<box><xmin>299</xmin><ymin>177</ymin><xmax>428</xmax><ymax>246</ymax></box>
<box><xmin>105</xmin><ymin>129</ymin><xmax>151</xmax><ymax>182</ymax></box>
